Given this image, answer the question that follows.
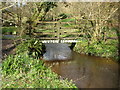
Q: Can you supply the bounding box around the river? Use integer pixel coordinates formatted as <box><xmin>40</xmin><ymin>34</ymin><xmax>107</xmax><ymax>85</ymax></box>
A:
<box><xmin>44</xmin><ymin>43</ymin><xmax>119</xmax><ymax>88</ymax></box>
<box><xmin>2</xmin><ymin>36</ymin><xmax>120</xmax><ymax>88</ymax></box>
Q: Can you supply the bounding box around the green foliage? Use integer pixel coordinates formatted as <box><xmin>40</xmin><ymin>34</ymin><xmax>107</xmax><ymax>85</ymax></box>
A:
<box><xmin>36</xmin><ymin>2</ymin><xmax>57</xmax><ymax>21</ymax></box>
<box><xmin>74</xmin><ymin>39</ymin><xmax>118</xmax><ymax>60</ymax></box>
<box><xmin>2</xmin><ymin>26</ymin><xmax>18</xmax><ymax>34</ymax></box>
<box><xmin>16</xmin><ymin>38</ymin><xmax>44</xmax><ymax>59</ymax></box>
<box><xmin>60</xmin><ymin>18</ymin><xmax>76</xmax><ymax>22</ymax></box>
<box><xmin>2</xmin><ymin>53</ymin><xmax>77</xmax><ymax>88</ymax></box>
<box><xmin>74</xmin><ymin>39</ymin><xmax>88</xmax><ymax>54</ymax></box>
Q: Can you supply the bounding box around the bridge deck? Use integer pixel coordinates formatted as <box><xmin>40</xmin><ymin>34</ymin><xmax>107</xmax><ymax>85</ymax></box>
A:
<box><xmin>41</xmin><ymin>40</ymin><xmax>79</xmax><ymax>43</ymax></box>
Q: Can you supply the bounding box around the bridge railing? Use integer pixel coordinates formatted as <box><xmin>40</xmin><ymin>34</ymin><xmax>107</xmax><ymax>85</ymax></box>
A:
<box><xmin>33</xmin><ymin>20</ymin><xmax>82</xmax><ymax>40</ymax></box>
<box><xmin>33</xmin><ymin>18</ymin><xmax>114</xmax><ymax>42</ymax></box>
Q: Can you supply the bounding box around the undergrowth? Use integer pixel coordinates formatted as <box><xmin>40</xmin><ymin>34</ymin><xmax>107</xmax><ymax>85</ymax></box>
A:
<box><xmin>74</xmin><ymin>38</ymin><xmax>118</xmax><ymax>60</ymax></box>
<box><xmin>2</xmin><ymin>39</ymin><xmax>77</xmax><ymax>88</ymax></box>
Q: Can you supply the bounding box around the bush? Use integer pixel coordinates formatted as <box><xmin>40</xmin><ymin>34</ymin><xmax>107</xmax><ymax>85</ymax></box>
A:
<box><xmin>16</xmin><ymin>38</ymin><xmax>45</xmax><ymax>59</ymax></box>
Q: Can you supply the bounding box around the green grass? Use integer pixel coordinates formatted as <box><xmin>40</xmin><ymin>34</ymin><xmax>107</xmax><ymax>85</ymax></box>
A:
<box><xmin>2</xmin><ymin>53</ymin><xmax>77</xmax><ymax>88</ymax></box>
<box><xmin>74</xmin><ymin>38</ymin><xmax>118</xmax><ymax>60</ymax></box>
<box><xmin>2</xmin><ymin>26</ymin><xmax>18</xmax><ymax>34</ymax></box>
<box><xmin>73</xmin><ymin>25</ymin><xmax>119</xmax><ymax>61</ymax></box>
<box><xmin>60</xmin><ymin>18</ymin><xmax>76</xmax><ymax>22</ymax></box>
<box><xmin>2</xmin><ymin>38</ymin><xmax>77</xmax><ymax>88</ymax></box>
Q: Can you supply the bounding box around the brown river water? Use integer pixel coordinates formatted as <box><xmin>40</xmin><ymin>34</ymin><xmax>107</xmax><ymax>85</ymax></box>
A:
<box><xmin>44</xmin><ymin>51</ymin><xmax>119</xmax><ymax>88</ymax></box>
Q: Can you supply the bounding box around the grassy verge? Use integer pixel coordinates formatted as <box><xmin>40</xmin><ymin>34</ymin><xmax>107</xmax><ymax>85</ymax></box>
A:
<box><xmin>2</xmin><ymin>39</ymin><xmax>77</xmax><ymax>88</ymax></box>
<box><xmin>74</xmin><ymin>39</ymin><xmax>118</xmax><ymax>59</ymax></box>
<box><xmin>74</xmin><ymin>32</ymin><xmax>118</xmax><ymax>61</ymax></box>
<box><xmin>2</xmin><ymin>53</ymin><xmax>77</xmax><ymax>88</ymax></box>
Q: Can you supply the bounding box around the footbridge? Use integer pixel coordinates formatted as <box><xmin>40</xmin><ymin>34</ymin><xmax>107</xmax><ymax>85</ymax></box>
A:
<box><xmin>33</xmin><ymin>20</ymin><xmax>83</xmax><ymax>43</ymax></box>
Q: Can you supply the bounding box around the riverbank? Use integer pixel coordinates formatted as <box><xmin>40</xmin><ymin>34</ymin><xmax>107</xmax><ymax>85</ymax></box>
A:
<box><xmin>1</xmin><ymin>39</ymin><xmax>77</xmax><ymax>88</ymax></box>
<box><xmin>73</xmin><ymin>37</ymin><xmax>118</xmax><ymax>61</ymax></box>
<box><xmin>2</xmin><ymin>53</ymin><xmax>77</xmax><ymax>88</ymax></box>
<box><xmin>45</xmin><ymin>51</ymin><xmax>119</xmax><ymax>88</ymax></box>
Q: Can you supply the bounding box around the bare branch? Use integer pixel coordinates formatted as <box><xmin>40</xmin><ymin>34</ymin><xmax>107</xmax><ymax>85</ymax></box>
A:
<box><xmin>106</xmin><ymin>8</ymin><xmax>118</xmax><ymax>20</ymax></box>
<box><xmin>0</xmin><ymin>3</ymin><xmax>15</xmax><ymax>11</ymax></box>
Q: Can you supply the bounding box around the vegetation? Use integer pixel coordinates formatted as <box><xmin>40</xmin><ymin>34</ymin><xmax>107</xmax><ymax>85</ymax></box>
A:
<box><xmin>1</xmin><ymin>1</ymin><xmax>120</xmax><ymax>88</ymax></box>
<box><xmin>2</xmin><ymin>2</ymin><xmax>57</xmax><ymax>36</ymax></box>
<box><xmin>2</xmin><ymin>39</ymin><xmax>77</xmax><ymax>88</ymax></box>
<box><xmin>16</xmin><ymin>38</ymin><xmax>45</xmax><ymax>59</ymax></box>
<box><xmin>2</xmin><ymin>26</ymin><xmax>18</xmax><ymax>35</ymax></box>
<box><xmin>74</xmin><ymin>37</ymin><xmax>118</xmax><ymax>60</ymax></box>
<box><xmin>57</xmin><ymin>2</ymin><xmax>119</xmax><ymax>61</ymax></box>
<box><xmin>2</xmin><ymin>53</ymin><xmax>77</xmax><ymax>88</ymax></box>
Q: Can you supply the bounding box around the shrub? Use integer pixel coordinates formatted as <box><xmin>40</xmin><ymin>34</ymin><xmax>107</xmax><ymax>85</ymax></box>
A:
<box><xmin>16</xmin><ymin>38</ymin><xmax>45</xmax><ymax>59</ymax></box>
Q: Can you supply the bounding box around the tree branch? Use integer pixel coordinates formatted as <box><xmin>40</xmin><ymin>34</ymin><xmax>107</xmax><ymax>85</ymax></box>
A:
<box><xmin>0</xmin><ymin>3</ymin><xmax>15</xmax><ymax>11</ymax></box>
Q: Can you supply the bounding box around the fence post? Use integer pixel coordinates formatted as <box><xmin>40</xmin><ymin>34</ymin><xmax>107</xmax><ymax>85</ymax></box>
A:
<box><xmin>54</xmin><ymin>23</ymin><xmax>57</xmax><ymax>39</ymax></box>
<box><xmin>58</xmin><ymin>22</ymin><xmax>61</xmax><ymax>43</ymax></box>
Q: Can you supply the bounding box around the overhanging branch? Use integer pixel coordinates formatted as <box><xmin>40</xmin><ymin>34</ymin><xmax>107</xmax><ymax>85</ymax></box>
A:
<box><xmin>0</xmin><ymin>3</ymin><xmax>15</xmax><ymax>11</ymax></box>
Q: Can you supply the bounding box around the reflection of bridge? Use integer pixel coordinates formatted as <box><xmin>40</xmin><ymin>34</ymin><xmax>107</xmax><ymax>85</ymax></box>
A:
<box><xmin>33</xmin><ymin>21</ymin><xmax>82</xmax><ymax>43</ymax></box>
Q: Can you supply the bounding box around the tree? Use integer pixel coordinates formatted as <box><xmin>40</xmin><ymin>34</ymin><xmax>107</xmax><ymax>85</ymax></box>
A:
<box><xmin>2</xmin><ymin>2</ymin><xmax>57</xmax><ymax>36</ymax></box>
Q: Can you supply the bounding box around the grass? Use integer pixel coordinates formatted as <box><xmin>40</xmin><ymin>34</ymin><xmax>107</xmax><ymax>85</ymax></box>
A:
<box><xmin>2</xmin><ymin>53</ymin><xmax>77</xmax><ymax>88</ymax></box>
<box><xmin>2</xmin><ymin>38</ymin><xmax>77</xmax><ymax>88</ymax></box>
<box><xmin>74</xmin><ymin>30</ymin><xmax>118</xmax><ymax>61</ymax></box>
<box><xmin>2</xmin><ymin>26</ymin><xmax>18</xmax><ymax>34</ymax></box>
<box><xmin>60</xmin><ymin>18</ymin><xmax>76</xmax><ymax>22</ymax></box>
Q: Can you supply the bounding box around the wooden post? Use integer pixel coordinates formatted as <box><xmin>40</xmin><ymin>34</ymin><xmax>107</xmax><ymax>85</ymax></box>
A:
<box><xmin>58</xmin><ymin>22</ymin><xmax>61</xmax><ymax>43</ymax></box>
<box><xmin>54</xmin><ymin>23</ymin><xmax>57</xmax><ymax>38</ymax></box>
